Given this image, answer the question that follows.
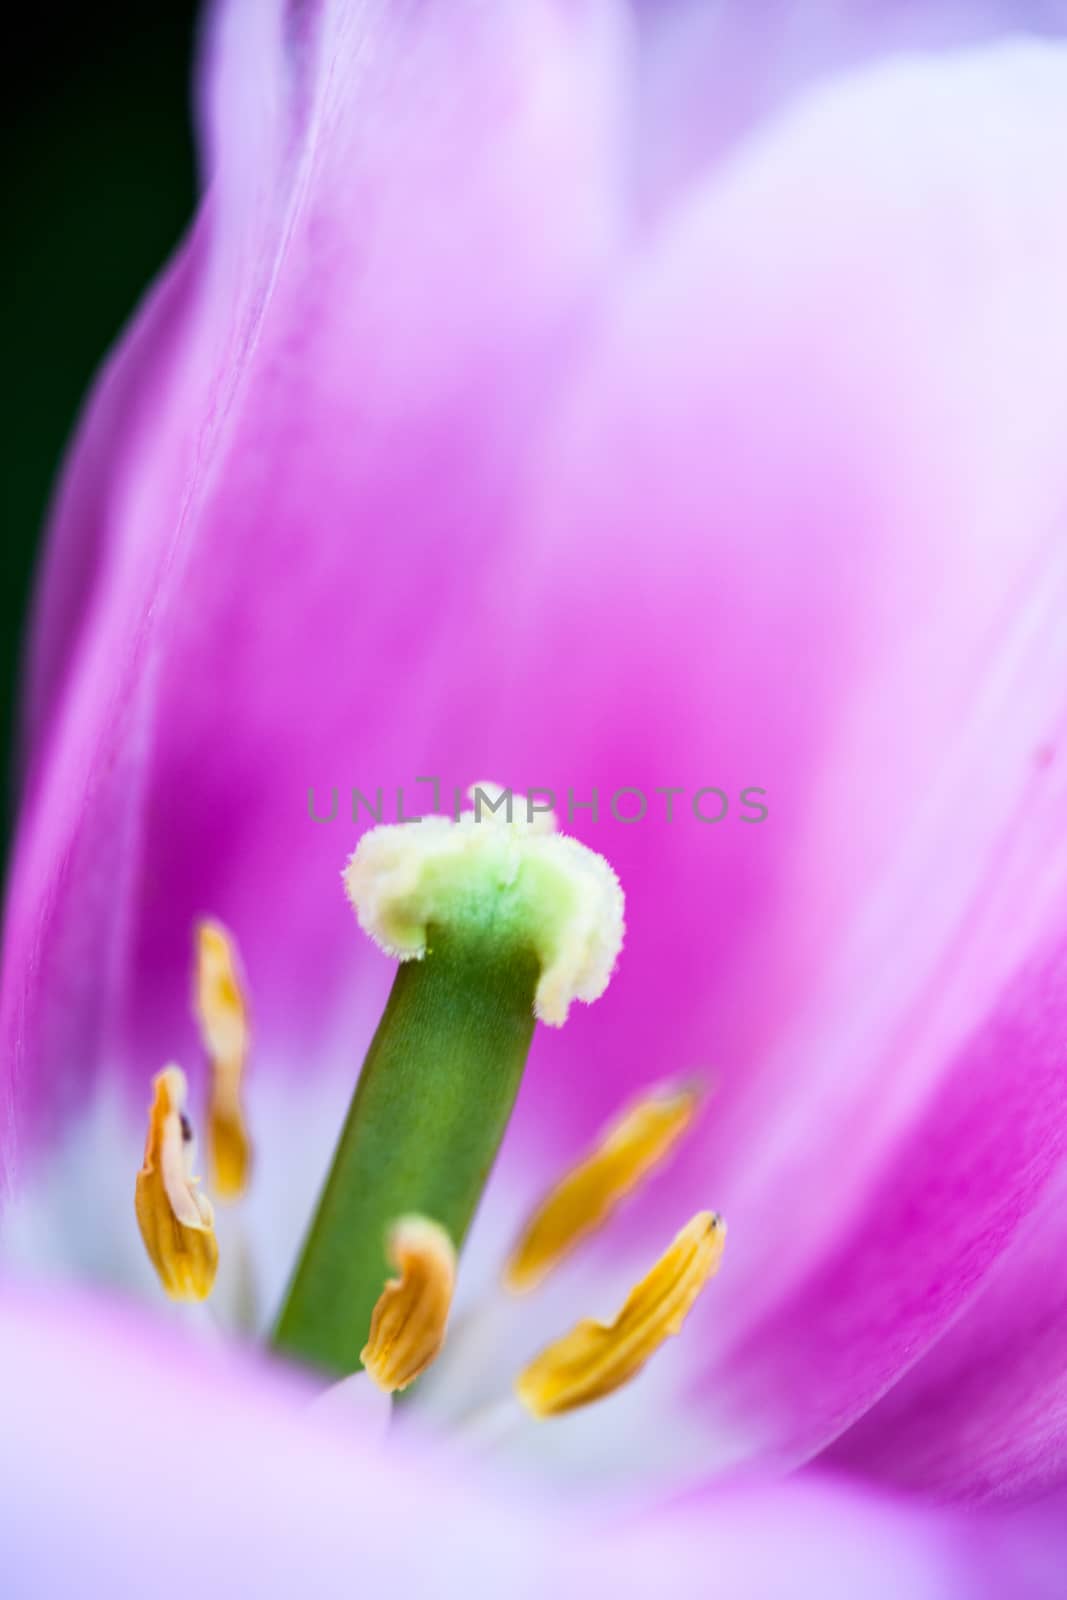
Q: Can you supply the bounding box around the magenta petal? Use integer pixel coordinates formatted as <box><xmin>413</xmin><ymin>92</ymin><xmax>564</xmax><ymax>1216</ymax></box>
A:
<box><xmin>1</xmin><ymin>0</ymin><xmax>630</xmax><ymax>1187</ymax></box>
<box><xmin>827</xmin><ymin>1161</ymin><xmax>1067</xmax><ymax>1501</ymax></box>
<box><xmin>125</xmin><ymin>0</ymin><xmax>629</xmax><ymax>1071</ymax></box>
<box><xmin>696</xmin><ymin>946</ymin><xmax>1067</xmax><ymax>1479</ymax></box>
<box><xmin>21</xmin><ymin>236</ymin><xmax>202</xmax><ymax>785</ymax></box>
<box><xmin>475</xmin><ymin>42</ymin><xmax>1067</xmax><ymax>1484</ymax></box>
<box><xmin>2</xmin><ymin>1283</ymin><xmax>1065</xmax><ymax>1598</ymax></box>
<box><xmin>0</xmin><ymin>226</ymin><xmax>214</xmax><ymax>1190</ymax></box>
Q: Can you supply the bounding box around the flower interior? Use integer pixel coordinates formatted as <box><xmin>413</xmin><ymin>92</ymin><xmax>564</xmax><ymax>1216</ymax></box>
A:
<box><xmin>134</xmin><ymin>786</ymin><xmax>725</xmax><ymax>1431</ymax></box>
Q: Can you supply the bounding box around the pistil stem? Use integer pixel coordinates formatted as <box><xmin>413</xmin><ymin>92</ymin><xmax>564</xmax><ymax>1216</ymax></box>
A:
<box><xmin>273</xmin><ymin>925</ymin><xmax>538</xmax><ymax>1375</ymax></box>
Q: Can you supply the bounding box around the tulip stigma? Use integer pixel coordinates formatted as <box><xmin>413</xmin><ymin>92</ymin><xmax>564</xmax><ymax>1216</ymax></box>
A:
<box><xmin>272</xmin><ymin>785</ymin><xmax>625</xmax><ymax>1376</ymax></box>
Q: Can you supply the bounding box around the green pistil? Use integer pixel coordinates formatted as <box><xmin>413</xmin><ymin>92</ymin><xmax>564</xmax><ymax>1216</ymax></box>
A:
<box><xmin>273</xmin><ymin>792</ymin><xmax>624</xmax><ymax>1377</ymax></box>
<box><xmin>273</xmin><ymin>923</ymin><xmax>538</xmax><ymax>1376</ymax></box>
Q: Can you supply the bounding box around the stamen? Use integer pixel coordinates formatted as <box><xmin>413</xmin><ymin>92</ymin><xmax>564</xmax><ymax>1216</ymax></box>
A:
<box><xmin>515</xmin><ymin>1211</ymin><xmax>725</xmax><ymax>1417</ymax></box>
<box><xmin>361</xmin><ymin>1217</ymin><xmax>457</xmax><ymax>1393</ymax></box>
<box><xmin>135</xmin><ymin>1066</ymin><xmax>219</xmax><ymax>1301</ymax></box>
<box><xmin>505</xmin><ymin>1081</ymin><xmax>702</xmax><ymax>1294</ymax></box>
<box><xmin>194</xmin><ymin>920</ymin><xmax>251</xmax><ymax>1199</ymax></box>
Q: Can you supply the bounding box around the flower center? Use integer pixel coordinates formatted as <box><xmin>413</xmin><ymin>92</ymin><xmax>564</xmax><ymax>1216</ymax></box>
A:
<box><xmin>133</xmin><ymin>787</ymin><xmax>726</xmax><ymax>1429</ymax></box>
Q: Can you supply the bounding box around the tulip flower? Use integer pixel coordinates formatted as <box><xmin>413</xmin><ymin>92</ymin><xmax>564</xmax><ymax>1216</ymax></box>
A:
<box><xmin>3</xmin><ymin>0</ymin><xmax>1067</xmax><ymax>1591</ymax></box>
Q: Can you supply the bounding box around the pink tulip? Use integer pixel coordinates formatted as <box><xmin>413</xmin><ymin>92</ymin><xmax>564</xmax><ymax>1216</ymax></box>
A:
<box><xmin>3</xmin><ymin>2</ymin><xmax>1067</xmax><ymax>1589</ymax></box>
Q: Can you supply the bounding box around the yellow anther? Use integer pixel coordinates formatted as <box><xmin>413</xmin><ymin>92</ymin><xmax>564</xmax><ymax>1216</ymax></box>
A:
<box><xmin>194</xmin><ymin>919</ymin><xmax>251</xmax><ymax>1199</ymax></box>
<box><xmin>134</xmin><ymin>1066</ymin><xmax>219</xmax><ymax>1301</ymax></box>
<box><xmin>505</xmin><ymin>1081</ymin><xmax>702</xmax><ymax>1294</ymax></box>
<box><xmin>360</xmin><ymin>1217</ymin><xmax>457</xmax><ymax>1394</ymax></box>
<box><xmin>515</xmin><ymin>1210</ymin><xmax>725</xmax><ymax>1418</ymax></box>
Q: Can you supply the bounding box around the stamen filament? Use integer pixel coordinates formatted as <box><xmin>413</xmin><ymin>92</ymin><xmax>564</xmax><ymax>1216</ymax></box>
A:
<box><xmin>505</xmin><ymin>1081</ymin><xmax>702</xmax><ymax>1293</ymax></box>
<box><xmin>361</xmin><ymin>1216</ymin><xmax>457</xmax><ymax>1393</ymax></box>
<box><xmin>515</xmin><ymin>1211</ymin><xmax>725</xmax><ymax>1417</ymax></box>
<box><xmin>135</xmin><ymin>1066</ymin><xmax>219</xmax><ymax>1301</ymax></box>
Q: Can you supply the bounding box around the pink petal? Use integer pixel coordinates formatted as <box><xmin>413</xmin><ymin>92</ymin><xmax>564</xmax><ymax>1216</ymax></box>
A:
<box><xmin>827</xmin><ymin>1161</ymin><xmax>1067</xmax><ymax>1500</ymax></box>
<box><xmin>479</xmin><ymin>41</ymin><xmax>1067</xmax><ymax>1486</ymax></box>
<box><xmin>632</xmin><ymin>0</ymin><xmax>1067</xmax><ymax>216</ymax></box>
<box><xmin>2</xmin><ymin>1282</ymin><xmax>1063</xmax><ymax>1597</ymax></box>
<box><xmin>1</xmin><ymin>0</ymin><xmax>629</xmax><ymax>1187</ymax></box>
<box><xmin>0</xmin><ymin>228</ymin><xmax>212</xmax><ymax>1191</ymax></box>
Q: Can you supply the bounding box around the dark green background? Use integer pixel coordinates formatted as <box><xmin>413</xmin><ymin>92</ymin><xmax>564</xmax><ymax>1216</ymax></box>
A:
<box><xmin>3</xmin><ymin>2</ymin><xmax>199</xmax><ymax>852</ymax></box>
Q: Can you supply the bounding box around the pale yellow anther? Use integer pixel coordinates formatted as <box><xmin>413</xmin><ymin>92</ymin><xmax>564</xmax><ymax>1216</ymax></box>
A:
<box><xmin>515</xmin><ymin>1210</ymin><xmax>725</xmax><ymax>1418</ymax></box>
<box><xmin>505</xmin><ymin>1081</ymin><xmax>702</xmax><ymax>1294</ymax></box>
<box><xmin>135</xmin><ymin>1066</ymin><xmax>219</xmax><ymax>1301</ymax></box>
<box><xmin>360</xmin><ymin>1217</ymin><xmax>457</xmax><ymax>1393</ymax></box>
<box><xmin>194</xmin><ymin>919</ymin><xmax>252</xmax><ymax>1199</ymax></box>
